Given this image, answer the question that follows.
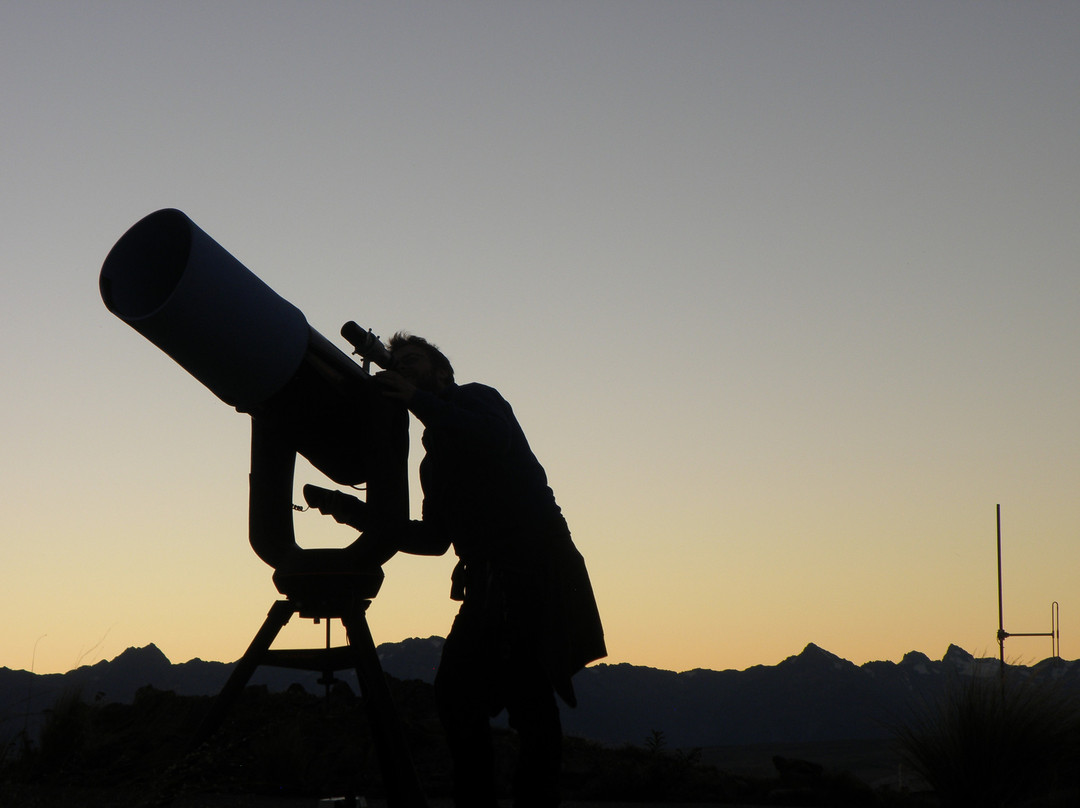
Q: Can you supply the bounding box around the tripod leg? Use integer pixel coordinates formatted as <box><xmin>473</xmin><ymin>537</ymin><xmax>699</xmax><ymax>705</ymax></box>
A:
<box><xmin>341</xmin><ymin>604</ymin><xmax>428</xmax><ymax>808</ymax></box>
<box><xmin>187</xmin><ymin>599</ymin><xmax>295</xmax><ymax>752</ymax></box>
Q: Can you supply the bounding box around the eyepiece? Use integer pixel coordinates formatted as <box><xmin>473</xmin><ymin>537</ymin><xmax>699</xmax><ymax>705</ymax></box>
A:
<box><xmin>341</xmin><ymin>322</ymin><xmax>393</xmax><ymax>370</ymax></box>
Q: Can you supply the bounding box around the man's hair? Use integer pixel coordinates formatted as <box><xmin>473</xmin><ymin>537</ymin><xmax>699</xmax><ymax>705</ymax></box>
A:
<box><xmin>388</xmin><ymin>332</ymin><xmax>455</xmax><ymax>384</ymax></box>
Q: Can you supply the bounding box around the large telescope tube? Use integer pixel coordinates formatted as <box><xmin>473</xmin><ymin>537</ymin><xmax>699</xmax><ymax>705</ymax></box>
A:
<box><xmin>100</xmin><ymin>208</ymin><xmax>310</xmax><ymax>410</ymax></box>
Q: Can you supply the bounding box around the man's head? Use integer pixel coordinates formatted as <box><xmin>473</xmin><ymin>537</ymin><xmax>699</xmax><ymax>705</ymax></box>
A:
<box><xmin>387</xmin><ymin>332</ymin><xmax>454</xmax><ymax>393</ymax></box>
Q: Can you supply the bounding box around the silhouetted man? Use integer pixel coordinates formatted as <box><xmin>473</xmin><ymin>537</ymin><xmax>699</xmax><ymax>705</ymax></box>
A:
<box><xmin>376</xmin><ymin>333</ymin><xmax>605</xmax><ymax>808</ymax></box>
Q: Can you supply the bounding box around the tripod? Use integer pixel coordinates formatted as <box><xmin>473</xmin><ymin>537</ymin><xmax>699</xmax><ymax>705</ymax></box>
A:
<box><xmin>188</xmin><ymin>588</ymin><xmax>426</xmax><ymax>805</ymax></box>
<box><xmin>188</xmin><ymin>414</ymin><xmax>428</xmax><ymax>807</ymax></box>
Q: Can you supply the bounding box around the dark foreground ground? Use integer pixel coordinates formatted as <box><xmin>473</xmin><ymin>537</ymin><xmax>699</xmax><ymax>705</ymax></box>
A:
<box><xmin>2</xmin><ymin>794</ymin><xmax>743</xmax><ymax>808</ymax></box>
<box><xmin>0</xmin><ymin>790</ymin><xmax>890</xmax><ymax>808</ymax></box>
<box><xmin>2</xmin><ymin>738</ymin><xmax>917</xmax><ymax>808</ymax></box>
<box><xmin>0</xmin><ymin>790</ymin><xmax>746</xmax><ymax>808</ymax></box>
<box><xmin>703</xmin><ymin>737</ymin><xmax>916</xmax><ymax>791</ymax></box>
<box><xmin>1</xmin><ymin>685</ymin><xmax>922</xmax><ymax>807</ymax></box>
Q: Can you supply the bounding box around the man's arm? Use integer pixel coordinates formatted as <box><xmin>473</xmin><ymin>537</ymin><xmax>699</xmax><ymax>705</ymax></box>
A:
<box><xmin>395</xmin><ymin>519</ymin><xmax>453</xmax><ymax>556</ymax></box>
<box><xmin>306</xmin><ymin>485</ymin><xmax>450</xmax><ymax>561</ymax></box>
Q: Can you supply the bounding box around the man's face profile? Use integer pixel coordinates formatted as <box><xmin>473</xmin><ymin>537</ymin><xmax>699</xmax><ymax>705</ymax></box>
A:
<box><xmin>392</xmin><ymin>345</ymin><xmax>444</xmax><ymax>393</ymax></box>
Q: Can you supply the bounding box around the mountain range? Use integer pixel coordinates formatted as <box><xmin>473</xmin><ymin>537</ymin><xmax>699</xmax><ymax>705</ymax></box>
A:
<box><xmin>1</xmin><ymin>639</ymin><xmax>1070</xmax><ymax>750</ymax></box>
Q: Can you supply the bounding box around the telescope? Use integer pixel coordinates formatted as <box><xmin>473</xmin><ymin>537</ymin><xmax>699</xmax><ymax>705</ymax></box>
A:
<box><xmin>100</xmin><ymin>209</ymin><xmax>426</xmax><ymax>806</ymax></box>
<box><xmin>99</xmin><ymin>208</ymin><xmax>407</xmax><ymax>575</ymax></box>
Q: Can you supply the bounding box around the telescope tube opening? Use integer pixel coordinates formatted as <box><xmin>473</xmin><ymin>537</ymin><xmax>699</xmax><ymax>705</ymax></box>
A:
<box><xmin>100</xmin><ymin>209</ymin><xmax>192</xmax><ymax>319</ymax></box>
<box><xmin>99</xmin><ymin>208</ymin><xmax>310</xmax><ymax>410</ymax></box>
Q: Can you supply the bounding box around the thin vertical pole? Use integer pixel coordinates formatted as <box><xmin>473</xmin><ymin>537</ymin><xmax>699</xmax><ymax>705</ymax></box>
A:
<box><xmin>1052</xmin><ymin>601</ymin><xmax>1060</xmax><ymax>658</ymax></box>
<box><xmin>997</xmin><ymin>504</ymin><xmax>1005</xmax><ymax>676</ymax></box>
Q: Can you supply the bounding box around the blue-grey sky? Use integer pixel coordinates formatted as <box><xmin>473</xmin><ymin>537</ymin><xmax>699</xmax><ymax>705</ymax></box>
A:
<box><xmin>2</xmin><ymin>2</ymin><xmax>1078</xmax><ymax>675</ymax></box>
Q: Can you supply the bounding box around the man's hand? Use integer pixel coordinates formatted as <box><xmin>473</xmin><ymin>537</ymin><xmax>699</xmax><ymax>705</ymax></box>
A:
<box><xmin>375</xmin><ymin>370</ymin><xmax>417</xmax><ymax>403</ymax></box>
<box><xmin>303</xmin><ymin>485</ymin><xmax>368</xmax><ymax>530</ymax></box>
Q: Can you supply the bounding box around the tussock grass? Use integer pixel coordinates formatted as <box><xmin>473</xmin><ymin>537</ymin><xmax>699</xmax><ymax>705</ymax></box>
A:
<box><xmin>893</xmin><ymin>669</ymin><xmax>1080</xmax><ymax>807</ymax></box>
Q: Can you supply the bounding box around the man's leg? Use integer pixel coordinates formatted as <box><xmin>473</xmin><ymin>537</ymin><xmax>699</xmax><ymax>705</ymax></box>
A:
<box><xmin>435</xmin><ymin>611</ymin><xmax>499</xmax><ymax>808</ymax></box>
<box><xmin>506</xmin><ymin>658</ymin><xmax>562</xmax><ymax>808</ymax></box>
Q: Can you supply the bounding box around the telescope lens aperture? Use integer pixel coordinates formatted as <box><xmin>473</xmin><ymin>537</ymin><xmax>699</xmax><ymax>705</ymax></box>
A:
<box><xmin>100</xmin><ymin>208</ymin><xmax>192</xmax><ymax>319</ymax></box>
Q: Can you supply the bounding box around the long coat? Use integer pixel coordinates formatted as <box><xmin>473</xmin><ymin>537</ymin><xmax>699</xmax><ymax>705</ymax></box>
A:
<box><xmin>398</xmin><ymin>382</ymin><xmax>606</xmax><ymax>705</ymax></box>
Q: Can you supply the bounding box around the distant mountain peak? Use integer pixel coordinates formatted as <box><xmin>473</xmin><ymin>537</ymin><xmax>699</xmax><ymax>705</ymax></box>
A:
<box><xmin>943</xmin><ymin>644</ymin><xmax>976</xmax><ymax>663</ymax></box>
<box><xmin>787</xmin><ymin>643</ymin><xmax>848</xmax><ymax>666</ymax></box>
<box><xmin>108</xmin><ymin>644</ymin><xmax>172</xmax><ymax>673</ymax></box>
<box><xmin>116</xmin><ymin>644</ymin><xmax>170</xmax><ymax>662</ymax></box>
<box><xmin>899</xmin><ymin>650</ymin><xmax>934</xmax><ymax>673</ymax></box>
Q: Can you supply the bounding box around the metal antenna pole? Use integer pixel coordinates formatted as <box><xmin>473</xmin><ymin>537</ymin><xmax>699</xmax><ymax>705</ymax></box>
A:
<box><xmin>995</xmin><ymin>505</ymin><xmax>1060</xmax><ymax>679</ymax></box>
<box><xmin>997</xmin><ymin>504</ymin><xmax>1006</xmax><ymax>675</ymax></box>
<box><xmin>1052</xmin><ymin>601</ymin><xmax>1061</xmax><ymax>658</ymax></box>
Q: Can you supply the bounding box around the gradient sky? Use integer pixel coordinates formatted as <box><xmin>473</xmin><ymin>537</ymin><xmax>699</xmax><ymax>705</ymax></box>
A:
<box><xmin>2</xmin><ymin>2</ymin><xmax>1078</xmax><ymax>677</ymax></box>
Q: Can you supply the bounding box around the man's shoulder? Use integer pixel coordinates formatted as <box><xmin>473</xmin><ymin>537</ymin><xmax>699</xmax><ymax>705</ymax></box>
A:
<box><xmin>452</xmin><ymin>382</ymin><xmax>505</xmax><ymax>401</ymax></box>
<box><xmin>448</xmin><ymin>382</ymin><xmax>516</xmax><ymax>417</ymax></box>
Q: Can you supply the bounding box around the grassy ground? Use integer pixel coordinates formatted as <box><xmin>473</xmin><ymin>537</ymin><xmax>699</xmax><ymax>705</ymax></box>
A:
<box><xmin>2</xmin><ymin>735</ymin><xmax>906</xmax><ymax>808</ymax></box>
<box><xmin>700</xmin><ymin>737</ymin><xmax>924</xmax><ymax>790</ymax></box>
<box><xmin>1</xmin><ymin>683</ymin><xmax>915</xmax><ymax>807</ymax></box>
<box><xmin>1</xmin><ymin>788</ymin><xmax>749</xmax><ymax>808</ymax></box>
